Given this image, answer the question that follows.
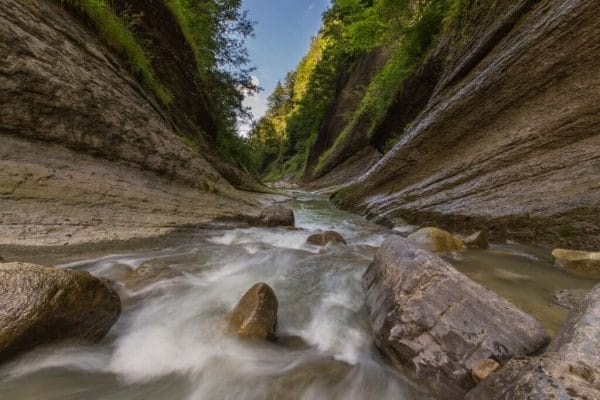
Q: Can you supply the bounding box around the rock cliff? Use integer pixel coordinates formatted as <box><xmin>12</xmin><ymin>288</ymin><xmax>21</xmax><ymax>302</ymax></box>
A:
<box><xmin>308</xmin><ymin>0</ymin><xmax>599</xmax><ymax>248</ymax></box>
<box><xmin>0</xmin><ymin>0</ymin><xmax>264</xmax><ymax>247</ymax></box>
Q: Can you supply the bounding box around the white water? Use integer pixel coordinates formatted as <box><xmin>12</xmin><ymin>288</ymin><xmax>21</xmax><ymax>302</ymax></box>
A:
<box><xmin>0</xmin><ymin>192</ymin><xmax>595</xmax><ymax>399</ymax></box>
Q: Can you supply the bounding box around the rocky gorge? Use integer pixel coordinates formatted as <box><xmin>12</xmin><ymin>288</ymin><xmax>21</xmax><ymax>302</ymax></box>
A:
<box><xmin>1</xmin><ymin>0</ymin><xmax>599</xmax><ymax>399</ymax></box>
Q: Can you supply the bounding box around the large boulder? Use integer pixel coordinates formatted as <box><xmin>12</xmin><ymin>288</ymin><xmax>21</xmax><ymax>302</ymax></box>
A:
<box><xmin>226</xmin><ymin>283</ymin><xmax>278</xmax><ymax>340</ymax></box>
<box><xmin>363</xmin><ymin>238</ymin><xmax>549</xmax><ymax>399</ymax></box>
<box><xmin>552</xmin><ymin>248</ymin><xmax>600</xmax><ymax>278</ymax></box>
<box><xmin>467</xmin><ymin>284</ymin><xmax>600</xmax><ymax>399</ymax></box>
<box><xmin>306</xmin><ymin>231</ymin><xmax>347</xmax><ymax>246</ymax></box>
<box><xmin>552</xmin><ymin>288</ymin><xmax>589</xmax><ymax>310</ymax></box>
<box><xmin>0</xmin><ymin>263</ymin><xmax>121</xmax><ymax>362</ymax></box>
<box><xmin>257</xmin><ymin>205</ymin><xmax>295</xmax><ymax>228</ymax></box>
<box><xmin>407</xmin><ymin>227</ymin><xmax>465</xmax><ymax>252</ymax></box>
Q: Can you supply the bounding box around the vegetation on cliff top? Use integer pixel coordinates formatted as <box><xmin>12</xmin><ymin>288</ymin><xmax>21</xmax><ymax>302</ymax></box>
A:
<box><xmin>249</xmin><ymin>0</ymin><xmax>465</xmax><ymax>181</ymax></box>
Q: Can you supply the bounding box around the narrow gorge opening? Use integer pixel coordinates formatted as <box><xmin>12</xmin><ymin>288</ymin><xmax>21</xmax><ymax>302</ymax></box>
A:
<box><xmin>1</xmin><ymin>1</ymin><xmax>599</xmax><ymax>399</ymax></box>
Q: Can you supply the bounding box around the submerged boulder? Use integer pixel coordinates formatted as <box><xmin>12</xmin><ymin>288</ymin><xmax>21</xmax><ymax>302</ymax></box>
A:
<box><xmin>123</xmin><ymin>263</ymin><xmax>183</xmax><ymax>291</ymax></box>
<box><xmin>0</xmin><ymin>262</ymin><xmax>121</xmax><ymax>362</ymax></box>
<box><xmin>552</xmin><ymin>248</ymin><xmax>600</xmax><ymax>278</ymax></box>
<box><xmin>226</xmin><ymin>282</ymin><xmax>278</xmax><ymax>340</ymax></box>
<box><xmin>306</xmin><ymin>231</ymin><xmax>347</xmax><ymax>246</ymax></box>
<box><xmin>463</xmin><ymin>231</ymin><xmax>489</xmax><ymax>249</ymax></box>
<box><xmin>467</xmin><ymin>284</ymin><xmax>600</xmax><ymax>399</ymax></box>
<box><xmin>363</xmin><ymin>238</ymin><xmax>549</xmax><ymax>399</ymax></box>
<box><xmin>257</xmin><ymin>205</ymin><xmax>295</xmax><ymax>228</ymax></box>
<box><xmin>407</xmin><ymin>227</ymin><xmax>465</xmax><ymax>252</ymax></box>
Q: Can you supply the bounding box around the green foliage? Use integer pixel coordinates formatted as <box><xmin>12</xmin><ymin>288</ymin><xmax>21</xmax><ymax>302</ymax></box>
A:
<box><xmin>63</xmin><ymin>0</ymin><xmax>173</xmax><ymax>104</ymax></box>
<box><xmin>314</xmin><ymin>0</ymin><xmax>466</xmax><ymax>175</ymax></box>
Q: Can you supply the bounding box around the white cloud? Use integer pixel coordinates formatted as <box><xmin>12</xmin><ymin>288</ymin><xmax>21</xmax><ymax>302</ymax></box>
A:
<box><xmin>238</xmin><ymin>76</ymin><xmax>268</xmax><ymax>137</ymax></box>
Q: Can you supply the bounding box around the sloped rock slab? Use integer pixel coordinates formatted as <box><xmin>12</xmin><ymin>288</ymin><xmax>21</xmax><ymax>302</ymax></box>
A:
<box><xmin>363</xmin><ymin>237</ymin><xmax>549</xmax><ymax>399</ymax></box>
<box><xmin>467</xmin><ymin>284</ymin><xmax>600</xmax><ymax>399</ymax></box>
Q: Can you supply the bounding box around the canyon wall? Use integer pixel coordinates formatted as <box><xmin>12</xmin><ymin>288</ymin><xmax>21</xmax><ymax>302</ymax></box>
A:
<box><xmin>313</xmin><ymin>0</ymin><xmax>600</xmax><ymax>248</ymax></box>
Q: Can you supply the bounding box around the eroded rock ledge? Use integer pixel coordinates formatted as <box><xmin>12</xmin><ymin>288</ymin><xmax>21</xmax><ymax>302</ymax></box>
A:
<box><xmin>0</xmin><ymin>0</ymin><xmax>264</xmax><ymax>247</ymax></box>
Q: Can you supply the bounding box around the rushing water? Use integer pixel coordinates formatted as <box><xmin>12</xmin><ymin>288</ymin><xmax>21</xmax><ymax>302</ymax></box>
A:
<box><xmin>0</xmin><ymin>192</ymin><xmax>596</xmax><ymax>399</ymax></box>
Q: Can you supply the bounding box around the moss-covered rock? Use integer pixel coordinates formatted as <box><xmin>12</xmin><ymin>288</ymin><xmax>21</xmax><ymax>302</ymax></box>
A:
<box><xmin>407</xmin><ymin>227</ymin><xmax>465</xmax><ymax>252</ymax></box>
<box><xmin>552</xmin><ymin>249</ymin><xmax>600</xmax><ymax>278</ymax></box>
<box><xmin>0</xmin><ymin>262</ymin><xmax>121</xmax><ymax>363</ymax></box>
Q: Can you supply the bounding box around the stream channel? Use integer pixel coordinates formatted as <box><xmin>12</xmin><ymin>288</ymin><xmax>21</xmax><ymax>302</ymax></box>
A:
<box><xmin>0</xmin><ymin>191</ymin><xmax>596</xmax><ymax>399</ymax></box>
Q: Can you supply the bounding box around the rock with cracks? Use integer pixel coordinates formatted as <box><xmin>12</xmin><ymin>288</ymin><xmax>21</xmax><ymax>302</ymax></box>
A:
<box><xmin>363</xmin><ymin>237</ymin><xmax>549</xmax><ymax>399</ymax></box>
<box><xmin>0</xmin><ymin>262</ymin><xmax>121</xmax><ymax>363</ymax></box>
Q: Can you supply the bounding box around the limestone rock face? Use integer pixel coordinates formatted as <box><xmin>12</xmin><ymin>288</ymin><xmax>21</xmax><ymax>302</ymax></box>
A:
<box><xmin>552</xmin><ymin>248</ymin><xmax>600</xmax><ymax>278</ymax></box>
<box><xmin>467</xmin><ymin>284</ymin><xmax>600</xmax><ymax>399</ymax></box>
<box><xmin>363</xmin><ymin>237</ymin><xmax>549</xmax><ymax>399</ymax></box>
<box><xmin>407</xmin><ymin>227</ymin><xmax>465</xmax><ymax>252</ymax></box>
<box><xmin>306</xmin><ymin>231</ymin><xmax>347</xmax><ymax>246</ymax></box>
<box><xmin>226</xmin><ymin>283</ymin><xmax>278</xmax><ymax>340</ymax></box>
<box><xmin>257</xmin><ymin>206</ymin><xmax>295</xmax><ymax>228</ymax></box>
<box><xmin>0</xmin><ymin>263</ymin><xmax>121</xmax><ymax>362</ymax></box>
<box><xmin>329</xmin><ymin>0</ymin><xmax>600</xmax><ymax>249</ymax></box>
<box><xmin>0</xmin><ymin>0</ymin><xmax>261</xmax><ymax>247</ymax></box>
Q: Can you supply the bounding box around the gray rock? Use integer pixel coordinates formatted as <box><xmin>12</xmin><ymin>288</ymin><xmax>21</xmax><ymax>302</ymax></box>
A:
<box><xmin>467</xmin><ymin>284</ymin><xmax>600</xmax><ymax>399</ymax></box>
<box><xmin>257</xmin><ymin>205</ymin><xmax>295</xmax><ymax>228</ymax></box>
<box><xmin>0</xmin><ymin>263</ymin><xmax>121</xmax><ymax>363</ymax></box>
<box><xmin>552</xmin><ymin>288</ymin><xmax>588</xmax><ymax>310</ymax></box>
<box><xmin>306</xmin><ymin>231</ymin><xmax>347</xmax><ymax>246</ymax></box>
<box><xmin>363</xmin><ymin>237</ymin><xmax>549</xmax><ymax>399</ymax></box>
<box><xmin>226</xmin><ymin>283</ymin><xmax>278</xmax><ymax>340</ymax></box>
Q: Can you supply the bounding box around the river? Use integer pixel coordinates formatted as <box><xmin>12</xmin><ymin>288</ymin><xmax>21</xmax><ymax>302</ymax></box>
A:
<box><xmin>0</xmin><ymin>192</ymin><xmax>595</xmax><ymax>399</ymax></box>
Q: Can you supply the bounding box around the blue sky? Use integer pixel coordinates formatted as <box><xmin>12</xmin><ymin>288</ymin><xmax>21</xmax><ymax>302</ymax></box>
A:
<box><xmin>239</xmin><ymin>0</ymin><xmax>330</xmax><ymax>134</ymax></box>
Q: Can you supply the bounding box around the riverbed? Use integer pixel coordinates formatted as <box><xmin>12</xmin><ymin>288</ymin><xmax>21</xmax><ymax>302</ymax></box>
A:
<box><xmin>0</xmin><ymin>192</ymin><xmax>596</xmax><ymax>399</ymax></box>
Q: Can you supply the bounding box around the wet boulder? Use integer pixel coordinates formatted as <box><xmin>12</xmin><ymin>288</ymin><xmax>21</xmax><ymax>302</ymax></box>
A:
<box><xmin>363</xmin><ymin>238</ymin><xmax>549</xmax><ymax>399</ymax></box>
<box><xmin>0</xmin><ymin>262</ymin><xmax>121</xmax><ymax>362</ymax></box>
<box><xmin>256</xmin><ymin>205</ymin><xmax>295</xmax><ymax>228</ymax></box>
<box><xmin>226</xmin><ymin>282</ymin><xmax>278</xmax><ymax>340</ymax></box>
<box><xmin>463</xmin><ymin>231</ymin><xmax>489</xmax><ymax>249</ymax></box>
<box><xmin>123</xmin><ymin>263</ymin><xmax>183</xmax><ymax>291</ymax></box>
<box><xmin>467</xmin><ymin>284</ymin><xmax>600</xmax><ymax>399</ymax></box>
<box><xmin>306</xmin><ymin>231</ymin><xmax>347</xmax><ymax>246</ymax></box>
<box><xmin>407</xmin><ymin>227</ymin><xmax>465</xmax><ymax>252</ymax></box>
<box><xmin>552</xmin><ymin>248</ymin><xmax>600</xmax><ymax>278</ymax></box>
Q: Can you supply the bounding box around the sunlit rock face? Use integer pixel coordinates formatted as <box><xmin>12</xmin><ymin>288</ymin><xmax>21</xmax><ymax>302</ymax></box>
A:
<box><xmin>317</xmin><ymin>0</ymin><xmax>600</xmax><ymax>249</ymax></box>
